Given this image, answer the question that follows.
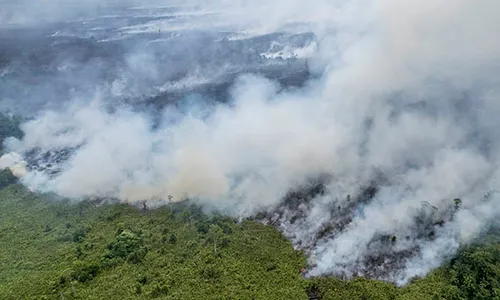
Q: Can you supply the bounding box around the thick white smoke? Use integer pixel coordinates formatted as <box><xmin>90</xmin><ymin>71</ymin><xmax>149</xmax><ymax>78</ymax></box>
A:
<box><xmin>2</xmin><ymin>0</ymin><xmax>500</xmax><ymax>285</ymax></box>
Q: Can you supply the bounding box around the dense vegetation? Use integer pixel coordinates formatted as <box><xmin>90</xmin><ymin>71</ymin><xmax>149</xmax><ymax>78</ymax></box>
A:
<box><xmin>0</xmin><ymin>184</ymin><xmax>309</xmax><ymax>299</ymax></box>
<box><xmin>0</xmin><ymin>180</ymin><xmax>499</xmax><ymax>300</ymax></box>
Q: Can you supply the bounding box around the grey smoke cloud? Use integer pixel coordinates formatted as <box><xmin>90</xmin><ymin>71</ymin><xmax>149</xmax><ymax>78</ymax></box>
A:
<box><xmin>2</xmin><ymin>0</ymin><xmax>500</xmax><ymax>285</ymax></box>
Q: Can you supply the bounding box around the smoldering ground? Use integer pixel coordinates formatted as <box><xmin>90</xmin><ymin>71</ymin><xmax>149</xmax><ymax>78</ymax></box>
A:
<box><xmin>1</xmin><ymin>0</ymin><xmax>500</xmax><ymax>286</ymax></box>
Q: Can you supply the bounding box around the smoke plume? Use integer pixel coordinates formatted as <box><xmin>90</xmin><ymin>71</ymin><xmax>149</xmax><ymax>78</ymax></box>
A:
<box><xmin>1</xmin><ymin>0</ymin><xmax>500</xmax><ymax>285</ymax></box>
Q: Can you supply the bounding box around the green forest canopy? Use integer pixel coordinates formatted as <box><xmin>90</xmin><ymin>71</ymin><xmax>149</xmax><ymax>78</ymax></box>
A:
<box><xmin>0</xmin><ymin>182</ymin><xmax>499</xmax><ymax>300</ymax></box>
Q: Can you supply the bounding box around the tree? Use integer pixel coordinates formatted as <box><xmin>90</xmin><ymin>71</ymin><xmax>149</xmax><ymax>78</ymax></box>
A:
<box><xmin>207</xmin><ymin>224</ymin><xmax>224</xmax><ymax>256</ymax></box>
<box><xmin>102</xmin><ymin>229</ymin><xmax>145</xmax><ymax>264</ymax></box>
<box><xmin>0</xmin><ymin>168</ymin><xmax>17</xmax><ymax>189</ymax></box>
